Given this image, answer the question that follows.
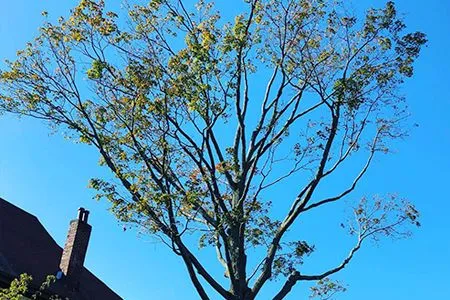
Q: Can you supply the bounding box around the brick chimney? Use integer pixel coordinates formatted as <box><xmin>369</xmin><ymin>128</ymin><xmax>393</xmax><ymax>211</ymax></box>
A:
<box><xmin>59</xmin><ymin>207</ymin><xmax>92</xmax><ymax>287</ymax></box>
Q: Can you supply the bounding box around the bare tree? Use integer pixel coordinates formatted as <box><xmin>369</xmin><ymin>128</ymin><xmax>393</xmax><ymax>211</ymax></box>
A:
<box><xmin>0</xmin><ymin>0</ymin><xmax>425</xmax><ymax>299</ymax></box>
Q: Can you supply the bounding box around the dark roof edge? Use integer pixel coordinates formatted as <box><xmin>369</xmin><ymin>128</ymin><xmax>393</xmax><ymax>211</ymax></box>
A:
<box><xmin>0</xmin><ymin>197</ymin><xmax>62</xmax><ymax>250</ymax></box>
<box><xmin>0</xmin><ymin>197</ymin><xmax>40</xmax><ymax>221</ymax></box>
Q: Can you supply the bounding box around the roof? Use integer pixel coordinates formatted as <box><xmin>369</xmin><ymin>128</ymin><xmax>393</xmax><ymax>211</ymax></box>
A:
<box><xmin>0</xmin><ymin>197</ymin><xmax>122</xmax><ymax>300</ymax></box>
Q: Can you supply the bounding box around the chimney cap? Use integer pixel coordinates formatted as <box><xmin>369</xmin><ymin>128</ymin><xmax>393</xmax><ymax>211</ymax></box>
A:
<box><xmin>77</xmin><ymin>207</ymin><xmax>90</xmax><ymax>223</ymax></box>
<box><xmin>83</xmin><ymin>210</ymin><xmax>90</xmax><ymax>223</ymax></box>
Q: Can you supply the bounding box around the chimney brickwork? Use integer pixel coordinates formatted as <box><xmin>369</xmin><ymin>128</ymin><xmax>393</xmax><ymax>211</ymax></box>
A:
<box><xmin>60</xmin><ymin>207</ymin><xmax>92</xmax><ymax>287</ymax></box>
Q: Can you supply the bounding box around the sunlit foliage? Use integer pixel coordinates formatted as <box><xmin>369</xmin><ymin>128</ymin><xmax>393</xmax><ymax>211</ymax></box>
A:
<box><xmin>0</xmin><ymin>0</ymin><xmax>426</xmax><ymax>299</ymax></box>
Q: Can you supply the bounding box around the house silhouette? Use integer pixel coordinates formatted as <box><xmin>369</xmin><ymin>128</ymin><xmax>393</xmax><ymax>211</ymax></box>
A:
<box><xmin>0</xmin><ymin>197</ymin><xmax>122</xmax><ymax>300</ymax></box>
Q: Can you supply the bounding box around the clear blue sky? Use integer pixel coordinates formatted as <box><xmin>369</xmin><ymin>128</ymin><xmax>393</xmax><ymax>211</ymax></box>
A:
<box><xmin>0</xmin><ymin>1</ymin><xmax>449</xmax><ymax>299</ymax></box>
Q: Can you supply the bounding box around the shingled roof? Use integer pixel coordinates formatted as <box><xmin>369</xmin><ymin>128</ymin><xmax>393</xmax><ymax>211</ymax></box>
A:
<box><xmin>0</xmin><ymin>197</ymin><xmax>122</xmax><ymax>300</ymax></box>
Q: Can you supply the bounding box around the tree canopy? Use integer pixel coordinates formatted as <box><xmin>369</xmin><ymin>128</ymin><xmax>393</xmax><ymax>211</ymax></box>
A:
<box><xmin>0</xmin><ymin>0</ymin><xmax>426</xmax><ymax>299</ymax></box>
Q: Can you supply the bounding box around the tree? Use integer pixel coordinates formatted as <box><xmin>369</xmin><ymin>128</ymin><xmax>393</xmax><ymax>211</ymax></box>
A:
<box><xmin>0</xmin><ymin>274</ymin><xmax>32</xmax><ymax>300</ymax></box>
<box><xmin>0</xmin><ymin>274</ymin><xmax>60</xmax><ymax>300</ymax></box>
<box><xmin>0</xmin><ymin>0</ymin><xmax>426</xmax><ymax>299</ymax></box>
